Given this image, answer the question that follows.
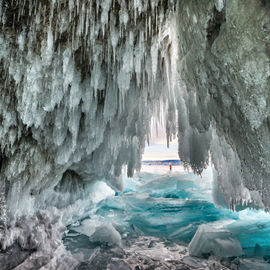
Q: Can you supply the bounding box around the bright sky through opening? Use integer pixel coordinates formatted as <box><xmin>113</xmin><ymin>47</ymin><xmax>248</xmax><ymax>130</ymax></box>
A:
<box><xmin>142</xmin><ymin>134</ymin><xmax>179</xmax><ymax>161</ymax></box>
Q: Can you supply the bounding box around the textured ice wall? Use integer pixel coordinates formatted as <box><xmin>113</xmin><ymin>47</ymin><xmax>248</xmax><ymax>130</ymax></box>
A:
<box><xmin>0</xmin><ymin>0</ymin><xmax>179</xmax><ymax>261</ymax></box>
<box><xmin>0</xmin><ymin>0</ymin><xmax>177</xmax><ymax>213</ymax></box>
<box><xmin>176</xmin><ymin>0</ymin><xmax>270</xmax><ymax>209</ymax></box>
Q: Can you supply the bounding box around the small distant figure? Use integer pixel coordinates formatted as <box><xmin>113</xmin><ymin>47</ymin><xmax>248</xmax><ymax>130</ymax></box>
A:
<box><xmin>169</xmin><ymin>163</ymin><xmax>172</xmax><ymax>171</ymax></box>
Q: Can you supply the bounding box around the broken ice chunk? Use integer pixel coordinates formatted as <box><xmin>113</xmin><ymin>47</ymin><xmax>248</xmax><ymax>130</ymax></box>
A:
<box><xmin>188</xmin><ymin>224</ymin><xmax>242</xmax><ymax>258</ymax></box>
<box><xmin>90</xmin><ymin>224</ymin><xmax>122</xmax><ymax>247</ymax></box>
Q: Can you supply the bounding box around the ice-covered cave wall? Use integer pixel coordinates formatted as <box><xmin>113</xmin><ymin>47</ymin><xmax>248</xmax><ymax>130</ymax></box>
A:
<box><xmin>0</xmin><ymin>0</ymin><xmax>178</xmax><ymax>225</ymax></box>
<box><xmin>176</xmin><ymin>0</ymin><xmax>270</xmax><ymax>209</ymax></box>
<box><xmin>0</xmin><ymin>0</ymin><xmax>270</xmax><ymax>255</ymax></box>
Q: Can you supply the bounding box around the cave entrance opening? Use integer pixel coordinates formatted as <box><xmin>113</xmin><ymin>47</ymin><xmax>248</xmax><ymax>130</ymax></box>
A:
<box><xmin>141</xmin><ymin>111</ymin><xmax>179</xmax><ymax>168</ymax></box>
<box><xmin>143</xmin><ymin>129</ymin><xmax>179</xmax><ymax>163</ymax></box>
<box><xmin>63</xmin><ymin>108</ymin><xmax>270</xmax><ymax>268</ymax></box>
<box><xmin>64</xmin><ymin>134</ymin><xmax>270</xmax><ymax>269</ymax></box>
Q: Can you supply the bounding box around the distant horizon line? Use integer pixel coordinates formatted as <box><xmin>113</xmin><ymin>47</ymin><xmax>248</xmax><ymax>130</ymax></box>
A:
<box><xmin>142</xmin><ymin>159</ymin><xmax>180</xmax><ymax>161</ymax></box>
<box><xmin>142</xmin><ymin>160</ymin><xmax>181</xmax><ymax>165</ymax></box>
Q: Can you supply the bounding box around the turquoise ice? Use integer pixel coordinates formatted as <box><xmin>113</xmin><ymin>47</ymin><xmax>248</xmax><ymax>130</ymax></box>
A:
<box><xmin>66</xmin><ymin>165</ymin><xmax>270</xmax><ymax>259</ymax></box>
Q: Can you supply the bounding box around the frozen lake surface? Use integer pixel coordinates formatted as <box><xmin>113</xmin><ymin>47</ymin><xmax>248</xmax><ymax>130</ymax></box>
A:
<box><xmin>64</xmin><ymin>165</ymin><xmax>270</xmax><ymax>269</ymax></box>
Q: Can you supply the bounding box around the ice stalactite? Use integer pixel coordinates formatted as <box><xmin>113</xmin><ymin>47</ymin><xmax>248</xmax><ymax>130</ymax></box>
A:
<box><xmin>0</xmin><ymin>0</ymin><xmax>179</xmax><ymax>266</ymax></box>
<box><xmin>0</xmin><ymin>0</ymin><xmax>178</xmax><ymax>213</ymax></box>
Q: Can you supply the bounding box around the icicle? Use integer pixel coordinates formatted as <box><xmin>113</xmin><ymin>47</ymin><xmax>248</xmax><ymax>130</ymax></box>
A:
<box><xmin>0</xmin><ymin>1</ymin><xmax>187</xmax><ymax>257</ymax></box>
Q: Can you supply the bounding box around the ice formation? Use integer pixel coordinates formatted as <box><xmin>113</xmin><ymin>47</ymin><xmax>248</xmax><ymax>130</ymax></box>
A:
<box><xmin>0</xmin><ymin>0</ymin><xmax>270</xmax><ymax>268</ymax></box>
<box><xmin>188</xmin><ymin>224</ymin><xmax>242</xmax><ymax>258</ymax></box>
<box><xmin>0</xmin><ymin>0</ymin><xmax>178</xmax><ymax>216</ymax></box>
<box><xmin>63</xmin><ymin>165</ymin><xmax>270</xmax><ymax>268</ymax></box>
<box><xmin>177</xmin><ymin>0</ymin><xmax>270</xmax><ymax>210</ymax></box>
<box><xmin>89</xmin><ymin>224</ymin><xmax>122</xmax><ymax>246</ymax></box>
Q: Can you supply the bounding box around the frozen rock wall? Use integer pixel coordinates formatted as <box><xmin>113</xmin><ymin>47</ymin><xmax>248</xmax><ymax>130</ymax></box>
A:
<box><xmin>176</xmin><ymin>0</ymin><xmax>270</xmax><ymax>210</ymax></box>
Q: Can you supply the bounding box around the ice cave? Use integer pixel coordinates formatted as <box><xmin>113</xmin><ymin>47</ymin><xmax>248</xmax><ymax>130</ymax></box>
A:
<box><xmin>0</xmin><ymin>0</ymin><xmax>270</xmax><ymax>269</ymax></box>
